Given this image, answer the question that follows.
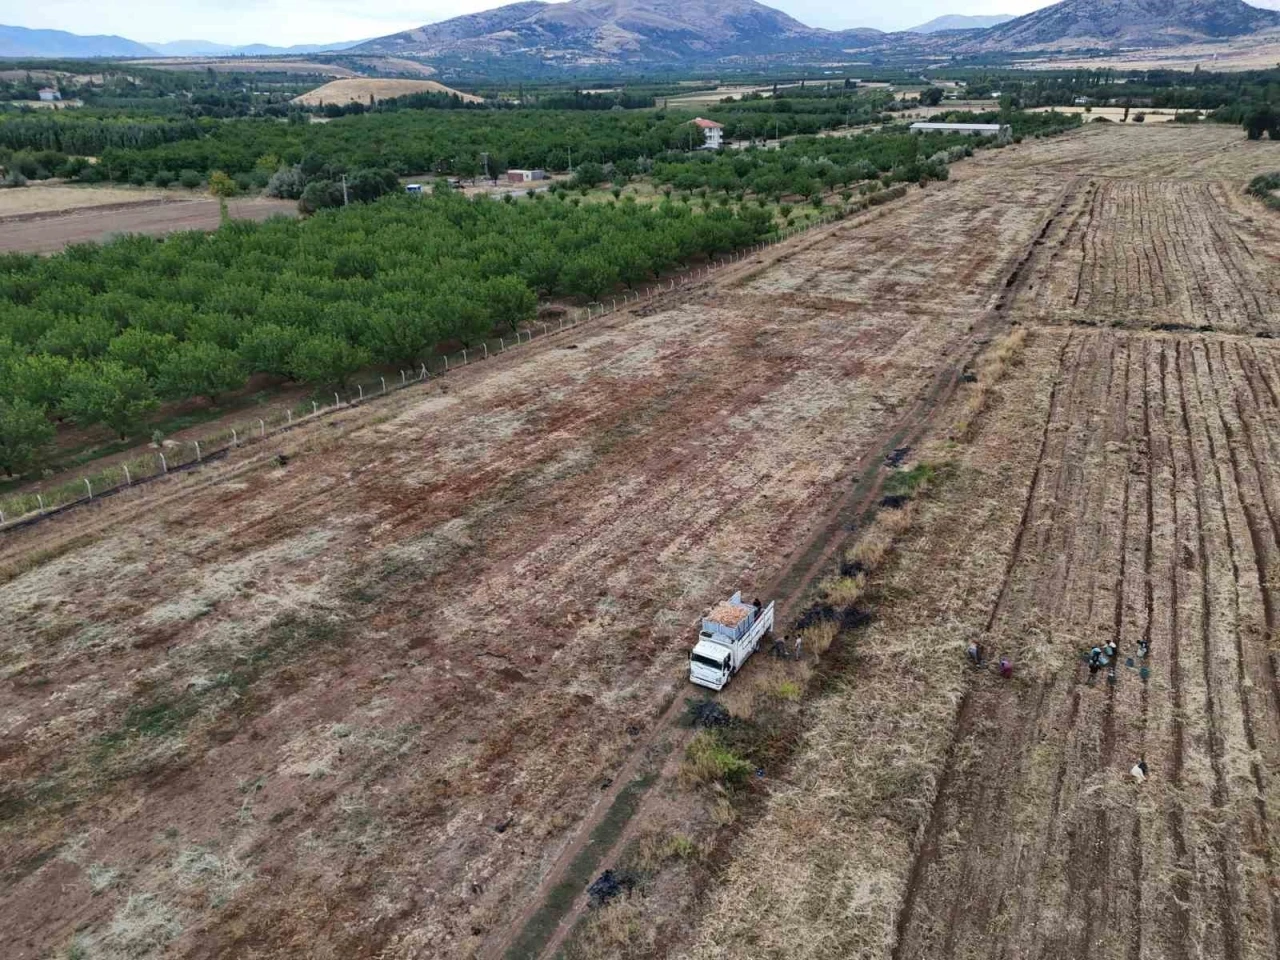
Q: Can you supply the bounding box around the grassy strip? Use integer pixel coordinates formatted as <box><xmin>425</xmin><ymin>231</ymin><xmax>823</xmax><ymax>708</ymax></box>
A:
<box><xmin>504</xmin><ymin>772</ymin><xmax>660</xmax><ymax>960</ymax></box>
<box><xmin>952</xmin><ymin>326</ymin><xmax>1028</xmax><ymax>441</ymax></box>
<box><xmin>1246</xmin><ymin>172</ymin><xmax>1280</xmax><ymax>212</ymax></box>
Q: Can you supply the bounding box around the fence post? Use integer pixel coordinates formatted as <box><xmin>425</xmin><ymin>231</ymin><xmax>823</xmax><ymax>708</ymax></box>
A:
<box><xmin>482</xmin><ymin>342</ymin><xmax>488</xmax><ymax>359</ymax></box>
<box><xmin>124</xmin><ymin>465</ymin><xmax>131</xmax><ymax>486</ymax></box>
<box><xmin>612</xmin><ymin>299</ymin><xmax>617</xmax><ymax>311</ymax></box>
<box><xmin>259</xmin><ymin>418</ymin><xmax>266</xmax><ymax>437</ymax></box>
<box><xmin>543</xmin><ymin>323</ymin><xmax>548</xmax><ymax>336</ymax></box>
<box><xmin>381</xmin><ymin>377</ymin><xmax>386</xmax><ymax>394</ymax></box>
<box><xmin>402</xmin><ymin>370</ymin><xmax>407</xmax><ymax>385</ymax></box>
<box><xmin>287</xmin><ymin>410</ymin><xmax>292</xmax><ymax>425</ymax></box>
<box><xmin>313</xmin><ymin>400</ymin><xmax>318</xmax><ymax>415</ymax></box>
<box><xmin>420</xmin><ymin>363</ymin><xmax>427</xmax><ymax>380</ymax></box>
<box><xmin>500</xmin><ymin>337</ymin><xmax>505</xmax><ymax>352</ymax></box>
<box><xmin>37</xmin><ymin>494</ymin><xmax>44</xmax><ymax>512</ymax></box>
<box><xmin>445</xmin><ymin>355</ymin><xmax>449</xmax><ymax>371</ymax></box>
<box><xmin>232</xmin><ymin>428</ymin><xmax>238</xmax><ymax>446</ymax></box>
<box><xmin>0</xmin><ymin>508</ymin><xmax>4</xmax><ymax>523</ymax></box>
<box><xmin>334</xmin><ymin>392</ymin><xmax>340</xmax><ymax>408</ymax></box>
<box><xmin>84</xmin><ymin>477</ymin><xmax>92</xmax><ymax>500</ymax></box>
<box><xmin>559</xmin><ymin>317</ymin><xmax>564</xmax><ymax>329</ymax></box>
<box><xmin>463</xmin><ymin>349</ymin><xmax>468</xmax><ymax>364</ymax></box>
<box><xmin>160</xmin><ymin>453</ymin><xmax>168</xmax><ymax>474</ymax></box>
<box><xmin>357</xmin><ymin>384</ymin><xmax>364</xmax><ymax>401</ymax></box>
<box><xmin>194</xmin><ymin>441</ymin><xmax>202</xmax><ymax>462</ymax></box>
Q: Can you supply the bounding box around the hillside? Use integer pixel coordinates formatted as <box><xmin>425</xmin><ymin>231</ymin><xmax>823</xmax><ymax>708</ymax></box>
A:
<box><xmin>349</xmin><ymin>0</ymin><xmax>835</xmax><ymax>61</ymax></box>
<box><xmin>0</xmin><ymin>24</ymin><xmax>155</xmax><ymax>58</ymax></box>
<box><xmin>908</xmin><ymin>13</ymin><xmax>1014</xmax><ymax>32</ymax></box>
<box><xmin>959</xmin><ymin>0</ymin><xmax>1280</xmax><ymax>50</ymax></box>
<box><xmin>292</xmin><ymin>78</ymin><xmax>482</xmax><ymax>105</ymax></box>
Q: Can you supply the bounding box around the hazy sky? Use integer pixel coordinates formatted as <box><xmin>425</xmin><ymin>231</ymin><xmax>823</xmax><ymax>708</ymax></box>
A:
<box><xmin>8</xmin><ymin>0</ymin><xmax>1280</xmax><ymax>46</ymax></box>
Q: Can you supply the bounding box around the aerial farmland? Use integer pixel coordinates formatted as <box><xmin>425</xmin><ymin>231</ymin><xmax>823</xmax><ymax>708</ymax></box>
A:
<box><xmin>2</xmin><ymin>122</ymin><xmax>1279</xmax><ymax>960</ymax></box>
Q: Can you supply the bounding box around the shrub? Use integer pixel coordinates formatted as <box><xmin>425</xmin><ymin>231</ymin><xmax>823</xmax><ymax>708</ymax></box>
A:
<box><xmin>681</xmin><ymin>731</ymin><xmax>753</xmax><ymax>787</ymax></box>
<box><xmin>178</xmin><ymin>169</ymin><xmax>202</xmax><ymax>189</ymax></box>
<box><xmin>153</xmin><ymin>169</ymin><xmax>175</xmax><ymax>187</ymax></box>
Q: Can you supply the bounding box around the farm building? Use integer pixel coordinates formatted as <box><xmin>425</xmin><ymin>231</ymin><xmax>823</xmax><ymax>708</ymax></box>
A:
<box><xmin>691</xmin><ymin>117</ymin><xmax>724</xmax><ymax>150</ymax></box>
<box><xmin>507</xmin><ymin>169</ymin><xmax>546</xmax><ymax>183</ymax></box>
<box><xmin>910</xmin><ymin>121</ymin><xmax>1011</xmax><ymax>141</ymax></box>
<box><xmin>37</xmin><ymin>87</ymin><xmax>61</xmax><ymax>102</ymax></box>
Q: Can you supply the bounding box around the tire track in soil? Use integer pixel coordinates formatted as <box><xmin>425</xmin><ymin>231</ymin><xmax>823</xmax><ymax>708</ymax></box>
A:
<box><xmin>1173</xmin><ymin>339</ymin><xmax>1242</xmax><ymax>960</ymax></box>
<box><xmin>1200</xmin><ymin>341</ymin><xmax>1280</xmax><ymax>953</ymax></box>
<box><xmin>1155</xmin><ymin>341</ymin><xmax>1195</xmax><ymax>960</ymax></box>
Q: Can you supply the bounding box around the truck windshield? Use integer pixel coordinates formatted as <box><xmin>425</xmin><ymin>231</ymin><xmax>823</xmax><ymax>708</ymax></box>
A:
<box><xmin>691</xmin><ymin>653</ymin><xmax>725</xmax><ymax>670</ymax></box>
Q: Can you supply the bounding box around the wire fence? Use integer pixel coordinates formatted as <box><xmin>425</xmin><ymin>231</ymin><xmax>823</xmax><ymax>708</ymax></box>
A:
<box><xmin>0</xmin><ymin>185</ymin><xmax>910</xmax><ymax>535</ymax></box>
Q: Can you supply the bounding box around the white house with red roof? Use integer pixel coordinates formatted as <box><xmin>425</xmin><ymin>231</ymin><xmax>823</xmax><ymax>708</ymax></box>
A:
<box><xmin>691</xmin><ymin>117</ymin><xmax>723</xmax><ymax>150</ymax></box>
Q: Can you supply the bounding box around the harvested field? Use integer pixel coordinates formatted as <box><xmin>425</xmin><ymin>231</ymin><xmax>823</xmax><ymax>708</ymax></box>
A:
<box><xmin>0</xmin><ymin>197</ymin><xmax>297</xmax><ymax>254</ymax></box>
<box><xmin>0</xmin><ymin>184</ymin><xmax>169</xmax><ymax>219</ymax></box>
<box><xmin>0</xmin><ymin>130</ymin><xmax>1059</xmax><ymax>960</ymax></box>
<box><xmin>4</xmin><ymin>124</ymin><xmax>1278</xmax><ymax>960</ymax></box>
<box><xmin>683</xmin><ymin>124</ymin><xmax>1280</xmax><ymax>960</ymax></box>
<box><xmin>1011</xmin><ymin>178</ymin><xmax>1280</xmax><ymax>332</ymax></box>
<box><xmin>293</xmin><ymin>78</ymin><xmax>481</xmax><ymax>105</ymax></box>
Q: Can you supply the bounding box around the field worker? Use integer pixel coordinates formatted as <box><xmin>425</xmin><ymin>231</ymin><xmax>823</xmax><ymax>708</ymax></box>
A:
<box><xmin>1087</xmin><ymin>659</ymin><xmax>1101</xmax><ymax>685</ymax></box>
<box><xmin>1089</xmin><ymin>646</ymin><xmax>1103</xmax><ymax>667</ymax></box>
<box><xmin>966</xmin><ymin>641</ymin><xmax>980</xmax><ymax>668</ymax></box>
<box><xmin>1138</xmin><ymin>639</ymin><xmax>1150</xmax><ymax>659</ymax></box>
<box><xmin>793</xmin><ymin>634</ymin><xmax>804</xmax><ymax>661</ymax></box>
<box><xmin>771</xmin><ymin>634</ymin><xmax>788</xmax><ymax>659</ymax></box>
<box><xmin>1131</xmin><ymin>758</ymin><xmax>1148</xmax><ymax>783</ymax></box>
<box><xmin>999</xmin><ymin>657</ymin><xmax>1013</xmax><ymax>680</ymax></box>
<box><xmin>1103</xmin><ymin>642</ymin><xmax>1117</xmax><ymax>662</ymax></box>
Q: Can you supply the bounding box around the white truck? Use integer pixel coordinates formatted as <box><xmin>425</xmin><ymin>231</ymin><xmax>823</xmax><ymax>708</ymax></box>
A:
<box><xmin>688</xmin><ymin>591</ymin><xmax>775</xmax><ymax>691</ymax></box>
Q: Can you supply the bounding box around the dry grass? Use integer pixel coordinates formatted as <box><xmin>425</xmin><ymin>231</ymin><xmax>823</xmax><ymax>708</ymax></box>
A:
<box><xmin>0</xmin><ymin>184</ymin><xmax>168</xmax><ymax>218</ymax></box>
<box><xmin>953</xmin><ymin>326</ymin><xmax>1028</xmax><ymax>441</ymax></box>
<box><xmin>564</xmin><ymin>893</ymin><xmax>655</xmax><ymax>960</ymax></box>
<box><xmin>292</xmin><ymin>78</ymin><xmax>481</xmax><ymax>106</ymax></box>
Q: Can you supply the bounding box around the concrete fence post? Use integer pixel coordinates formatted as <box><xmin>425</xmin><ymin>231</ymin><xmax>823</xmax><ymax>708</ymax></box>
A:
<box><xmin>481</xmin><ymin>342</ymin><xmax>488</xmax><ymax>359</ymax></box>
<box><xmin>462</xmin><ymin>349</ymin><xmax>468</xmax><ymax>364</ymax></box>
<box><xmin>444</xmin><ymin>355</ymin><xmax>449</xmax><ymax>371</ymax></box>
<box><xmin>159</xmin><ymin>453</ymin><xmax>168</xmax><ymax>474</ymax></box>
<box><xmin>500</xmin><ymin>338</ymin><xmax>505</xmax><ymax>352</ymax></box>
<box><xmin>124</xmin><ymin>465</ymin><xmax>131</xmax><ymax>486</ymax></box>
<box><xmin>401</xmin><ymin>370</ymin><xmax>407</xmax><ymax>385</ymax></box>
<box><xmin>420</xmin><ymin>363</ymin><xmax>427</xmax><ymax>380</ymax></box>
<box><xmin>357</xmin><ymin>384</ymin><xmax>364</xmax><ymax>401</ymax></box>
<box><xmin>194</xmin><ymin>441</ymin><xmax>202</xmax><ymax>462</ymax></box>
<box><xmin>381</xmin><ymin>377</ymin><xmax>386</xmax><ymax>394</ymax></box>
<box><xmin>287</xmin><ymin>410</ymin><xmax>292</xmax><ymax>425</ymax></box>
<box><xmin>0</xmin><ymin>508</ymin><xmax>4</xmax><ymax>523</ymax></box>
<box><xmin>37</xmin><ymin>494</ymin><xmax>44</xmax><ymax>512</ymax></box>
<box><xmin>259</xmin><ymin>418</ymin><xmax>266</xmax><ymax>437</ymax></box>
<box><xmin>84</xmin><ymin>477</ymin><xmax>92</xmax><ymax>500</ymax></box>
<box><xmin>334</xmin><ymin>392</ymin><xmax>340</xmax><ymax>407</ymax></box>
<box><xmin>312</xmin><ymin>401</ymin><xmax>318</xmax><ymax>415</ymax></box>
<box><xmin>612</xmin><ymin>299</ymin><xmax>617</xmax><ymax>312</ymax></box>
<box><xmin>232</xmin><ymin>428</ymin><xmax>238</xmax><ymax>446</ymax></box>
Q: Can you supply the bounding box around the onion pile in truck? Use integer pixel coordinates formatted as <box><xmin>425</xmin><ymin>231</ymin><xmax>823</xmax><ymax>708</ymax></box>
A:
<box><xmin>688</xmin><ymin>591</ymin><xmax>775</xmax><ymax>690</ymax></box>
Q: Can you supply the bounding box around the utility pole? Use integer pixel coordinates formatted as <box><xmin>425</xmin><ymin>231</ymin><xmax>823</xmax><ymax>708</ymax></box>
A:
<box><xmin>568</xmin><ymin>145</ymin><xmax>572</xmax><ymax>172</ymax></box>
<box><xmin>481</xmin><ymin>151</ymin><xmax>490</xmax><ymax>181</ymax></box>
<box><xmin>341</xmin><ymin>173</ymin><xmax>348</xmax><ymax>206</ymax></box>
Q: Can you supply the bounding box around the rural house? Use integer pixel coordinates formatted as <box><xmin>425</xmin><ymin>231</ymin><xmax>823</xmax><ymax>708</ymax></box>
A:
<box><xmin>37</xmin><ymin>87</ymin><xmax>61</xmax><ymax>102</ymax></box>
<box><xmin>691</xmin><ymin>117</ymin><xmax>723</xmax><ymax>149</ymax></box>
<box><xmin>507</xmin><ymin>168</ymin><xmax>546</xmax><ymax>183</ymax></box>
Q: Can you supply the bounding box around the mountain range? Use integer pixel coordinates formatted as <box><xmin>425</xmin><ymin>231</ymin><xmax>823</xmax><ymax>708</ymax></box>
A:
<box><xmin>907</xmin><ymin>13</ymin><xmax>1015</xmax><ymax>32</ymax></box>
<box><xmin>2</xmin><ymin>0</ymin><xmax>1279</xmax><ymax>64</ymax></box>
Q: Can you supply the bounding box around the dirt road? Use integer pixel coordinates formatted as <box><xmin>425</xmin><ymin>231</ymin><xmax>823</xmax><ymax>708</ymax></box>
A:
<box><xmin>0</xmin><ymin>196</ymin><xmax>297</xmax><ymax>253</ymax></box>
